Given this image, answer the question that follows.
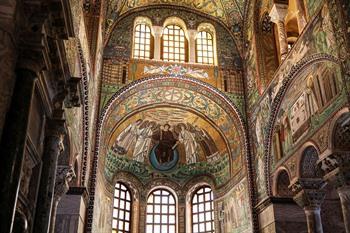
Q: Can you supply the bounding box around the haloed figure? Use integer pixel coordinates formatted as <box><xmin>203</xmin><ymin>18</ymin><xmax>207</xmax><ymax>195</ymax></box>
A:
<box><xmin>153</xmin><ymin>124</ymin><xmax>177</xmax><ymax>164</ymax></box>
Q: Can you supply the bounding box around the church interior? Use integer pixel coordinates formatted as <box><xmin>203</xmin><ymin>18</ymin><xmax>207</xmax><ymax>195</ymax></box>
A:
<box><xmin>0</xmin><ymin>0</ymin><xmax>349</xmax><ymax>232</ymax></box>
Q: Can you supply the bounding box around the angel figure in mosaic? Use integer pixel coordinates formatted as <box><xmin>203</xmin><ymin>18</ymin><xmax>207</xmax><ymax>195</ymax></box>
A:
<box><xmin>177</xmin><ymin>123</ymin><xmax>198</xmax><ymax>164</ymax></box>
<box><xmin>133</xmin><ymin>121</ymin><xmax>156</xmax><ymax>162</ymax></box>
<box><xmin>112</xmin><ymin>119</ymin><xmax>143</xmax><ymax>155</ymax></box>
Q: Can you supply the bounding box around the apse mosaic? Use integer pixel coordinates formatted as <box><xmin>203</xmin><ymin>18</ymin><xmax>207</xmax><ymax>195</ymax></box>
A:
<box><xmin>100</xmin><ymin>77</ymin><xmax>245</xmax><ymax>187</ymax></box>
<box><xmin>104</xmin><ymin>106</ymin><xmax>231</xmax><ymax>185</ymax></box>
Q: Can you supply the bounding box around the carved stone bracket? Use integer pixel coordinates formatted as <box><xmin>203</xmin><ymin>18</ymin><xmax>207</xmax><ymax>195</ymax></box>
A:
<box><xmin>54</xmin><ymin>165</ymin><xmax>76</xmax><ymax>201</ymax></box>
<box><xmin>64</xmin><ymin>76</ymin><xmax>82</xmax><ymax>108</ymax></box>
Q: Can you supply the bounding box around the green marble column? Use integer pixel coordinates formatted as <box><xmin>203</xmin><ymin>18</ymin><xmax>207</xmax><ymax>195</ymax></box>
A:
<box><xmin>0</xmin><ymin>68</ymin><xmax>36</xmax><ymax>233</ymax></box>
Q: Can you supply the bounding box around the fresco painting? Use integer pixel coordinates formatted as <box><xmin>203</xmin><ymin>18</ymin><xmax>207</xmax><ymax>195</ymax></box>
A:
<box><xmin>217</xmin><ymin>178</ymin><xmax>252</xmax><ymax>233</ymax></box>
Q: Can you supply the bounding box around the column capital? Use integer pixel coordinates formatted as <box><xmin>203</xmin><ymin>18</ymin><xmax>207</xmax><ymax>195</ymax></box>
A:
<box><xmin>269</xmin><ymin>3</ymin><xmax>288</xmax><ymax>23</ymax></box>
<box><xmin>187</xmin><ymin>29</ymin><xmax>198</xmax><ymax>39</ymax></box>
<box><xmin>152</xmin><ymin>25</ymin><xmax>163</xmax><ymax>37</ymax></box>
<box><xmin>289</xmin><ymin>178</ymin><xmax>326</xmax><ymax>208</ymax></box>
<box><xmin>318</xmin><ymin>151</ymin><xmax>350</xmax><ymax>189</ymax></box>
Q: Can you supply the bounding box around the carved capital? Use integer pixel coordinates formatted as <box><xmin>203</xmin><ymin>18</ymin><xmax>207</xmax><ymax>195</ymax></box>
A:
<box><xmin>319</xmin><ymin>152</ymin><xmax>350</xmax><ymax>188</ymax></box>
<box><xmin>289</xmin><ymin>178</ymin><xmax>326</xmax><ymax>208</ymax></box>
<box><xmin>187</xmin><ymin>29</ymin><xmax>198</xmax><ymax>40</ymax></box>
<box><xmin>152</xmin><ymin>25</ymin><xmax>163</xmax><ymax>37</ymax></box>
<box><xmin>54</xmin><ymin>165</ymin><xmax>76</xmax><ymax>201</ymax></box>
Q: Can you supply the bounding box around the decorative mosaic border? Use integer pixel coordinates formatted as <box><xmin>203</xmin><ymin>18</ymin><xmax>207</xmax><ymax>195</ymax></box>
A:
<box><xmin>77</xmin><ymin>40</ymin><xmax>90</xmax><ymax>187</ymax></box>
<box><xmin>85</xmin><ymin>75</ymin><xmax>253</xmax><ymax>232</ymax></box>
<box><xmin>263</xmin><ymin>53</ymin><xmax>341</xmax><ymax>196</ymax></box>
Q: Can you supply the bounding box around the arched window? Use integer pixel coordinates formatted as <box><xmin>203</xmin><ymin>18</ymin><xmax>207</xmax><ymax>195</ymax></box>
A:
<box><xmin>192</xmin><ymin>186</ymin><xmax>215</xmax><ymax>233</ymax></box>
<box><xmin>196</xmin><ymin>31</ymin><xmax>214</xmax><ymax>64</ymax></box>
<box><xmin>133</xmin><ymin>23</ymin><xmax>152</xmax><ymax>59</ymax></box>
<box><xmin>112</xmin><ymin>182</ymin><xmax>132</xmax><ymax>233</ymax></box>
<box><xmin>146</xmin><ymin>189</ymin><xmax>176</xmax><ymax>233</ymax></box>
<box><xmin>162</xmin><ymin>25</ymin><xmax>186</xmax><ymax>62</ymax></box>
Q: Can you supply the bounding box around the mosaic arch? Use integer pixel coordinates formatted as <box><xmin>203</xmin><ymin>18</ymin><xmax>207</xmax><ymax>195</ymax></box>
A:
<box><xmin>96</xmin><ymin>76</ymin><xmax>247</xmax><ymax>188</ymax></box>
<box><xmin>263</xmin><ymin>54</ymin><xmax>345</xmax><ymax>196</ymax></box>
<box><xmin>105</xmin><ymin>0</ymin><xmax>245</xmax><ymax>29</ymax></box>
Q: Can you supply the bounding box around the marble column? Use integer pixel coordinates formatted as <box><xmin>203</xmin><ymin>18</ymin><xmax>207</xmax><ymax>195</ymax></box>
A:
<box><xmin>152</xmin><ymin>25</ymin><xmax>163</xmax><ymax>60</ymax></box>
<box><xmin>187</xmin><ymin>29</ymin><xmax>197</xmax><ymax>63</ymax></box>
<box><xmin>290</xmin><ymin>178</ymin><xmax>326</xmax><ymax>233</ymax></box>
<box><xmin>0</xmin><ymin>69</ymin><xmax>36</xmax><ymax>233</ymax></box>
<box><xmin>319</xmin><ymin>152</ymin><xmax>350</xmax><ymax>233</ymax></box>
<box><xmin>49</xmin><ymin>165</ymin><xmax>76</xmax><ymax>233</ymax></box>
<box><xmin>269</xmin><ymin>3</ymin><xmax>288</xmax><ymax>60</ymax></box>
<box><xmin>33</xmin><ymin>120</ymin><xmax>66</xmax><ymax>233</ymax></box>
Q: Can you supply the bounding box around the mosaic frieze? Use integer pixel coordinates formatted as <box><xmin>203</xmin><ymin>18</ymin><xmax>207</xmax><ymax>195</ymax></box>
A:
<box><xmin>104</xmin><ymin>150</ymin><xmax>231</xmax><ymax>186</ymax></box>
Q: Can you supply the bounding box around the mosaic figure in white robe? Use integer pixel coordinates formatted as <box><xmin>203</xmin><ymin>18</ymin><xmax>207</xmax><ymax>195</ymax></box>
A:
<box><xmin>133</xmin><ymin>123</ymin><xmax>154</xmax><ymax>162</ymax></box>
<box><xmin>178</xmin><ymin>124</ymin><xmax>198</xmax><ymax>164</ymax></box>
<box><xmin>113</xmin><ymin>119</ymin><xmax>142</xmax><ymax>154</ymax></box>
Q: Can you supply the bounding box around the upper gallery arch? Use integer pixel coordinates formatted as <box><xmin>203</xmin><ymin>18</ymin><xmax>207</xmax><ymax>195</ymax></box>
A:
<box><xmin>104</xmin><ymin>6</ymin><xmax>244</xmax><ymax>60</ymax></box>
<box><xmin>105</xmin><ymin>0</ymin><xmax>246</xmax><ymax>43</ymax></box>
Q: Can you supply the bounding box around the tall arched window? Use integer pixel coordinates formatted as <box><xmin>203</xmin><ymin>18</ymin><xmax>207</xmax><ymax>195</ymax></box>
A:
<box><xmin>192</xmin><ymin>186</ymin><xmax>215</xmax><ymax>233</ymax></box>
<box><xmin>146</xmin><ymin>189</ymin><xmax>176</xmax><ymax>233</ymax></box>
<box><xmin>133</xmin><ymin>23</ymin><xmax>152</xmax><ymax>59</ymax></box>
<box><xmin>112</xmin><ymin>182</ymin><xmax>132</xmax><ymax>233</ymax></box>
<box><xmin>196</xmin><ymin>31</ymin><xmax>214</xmax><ymax>65</ymax></box>
<box><xmin>162</xmin><ymin>25</ymin><xmax>186</xmax><ymax>62</ymax></box>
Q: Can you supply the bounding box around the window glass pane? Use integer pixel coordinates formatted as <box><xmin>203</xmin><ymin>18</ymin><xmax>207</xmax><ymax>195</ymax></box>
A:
<box><xmin>196</xmin><ymin>31</ymin><xmax>214</xmax><ymax>64</ymax></box>
<box><xmin>146</xmin><ymin>189</ymin><xmax>177</xmax><ymax>233</ymax></box>
<box><xmin>133</xmin><ymin>23</ymin><xmax>152</xmax><ymax>59</ymax></box>
<box><xmin>112</xmin><ymin>182</ymin><xmax>132</xmax><ymax>233</ymax></box>
<box><xmin>162</xmin><ymin>25</ymin><xmax>186</xmax><ymax>62</ymax></box>
<box><xmin>192</xmin><ymin>186</ymin><xmax>215</xmax><ymax>233</ymax></box>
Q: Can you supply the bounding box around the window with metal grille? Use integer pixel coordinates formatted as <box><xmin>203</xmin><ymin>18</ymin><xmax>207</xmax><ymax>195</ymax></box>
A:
<box><xmin>196</xmin><ymin>31</ymin><xmax>214</xmax><ymax>65</ymax></box>
<box><xmin>133</xmin><ymin>23</ymin><xmax>152</xmax><ymax>59</ymax></box>
<box><xmin>192</xmin><ymin>186</ymin><xmax>215</xmax><ymax>233</ymax></box>
<box><xmin>162</xmin><ymin>25</ymin><xmax>186</xmax><ymax>62</ymax></box>
<box><xmin>112</xmin><ymin>182</ymin><xmax>132</xmax><ymax>233</ymax></box>
<box><xmin>146</xmin><ymin>189</ymin><xmax>176</xmax><ymax>233</ymax></box>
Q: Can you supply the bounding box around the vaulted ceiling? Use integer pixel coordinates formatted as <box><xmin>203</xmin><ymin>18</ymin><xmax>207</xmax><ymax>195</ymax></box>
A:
<box><xmin>116</xmin><ymin>0</ymin><xmax>245</xmax><ymax>26</ymax></box>
<box><xmin>105</xmin><ymin>0</ymin><xmax>248</xmax><ymax>40</ymax></box>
